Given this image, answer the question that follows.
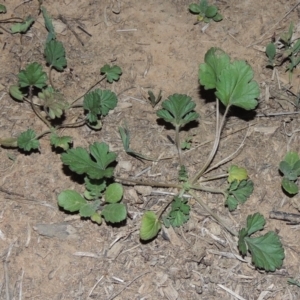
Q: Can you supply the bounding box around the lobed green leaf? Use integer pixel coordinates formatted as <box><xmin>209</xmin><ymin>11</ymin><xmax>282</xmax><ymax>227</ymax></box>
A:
<box><xmin>18</xmin><ymin>62</ymin><xmax>47</xmax><ymax>89</ymax></box>
<box><xmin>215</xmin><ymin>60</ymin><xmax>259</xmax><ymax>110</ymax></box>
<box><xmin>100</xmin><ymin>64</ymin><xmax>122</xmax><ymax>83</ymax></box>
<box><xmin>50</xmin><ymin>133</ymin><xmax>72</xmax><ymax>151</ymax></box>
<box><xmin>61</xmin><ymin>142</ymin><xmax>116</xmax><ymax>179</ymax></box>
<box><xmin>156</xmin><ymin>94</ymin><xmax>199</xmax><ymax>128</ymax></box>
<box><xmin>245</xmin><ymin>213</ymin><xmax>265</xmax><ymax>236</ymax></box>
<box><xmin>199</xmin><ymin>47</ymin><xmax>230</xmax><ymax>90</ymax></box>
<box><xmin>245</xmin><ymin>231</ymin><xmax>285</xmax><ymax>271</ymax></box>
<box><xmin>17</xmin><ymin>129</ymin><xmax>40</xmax><ymax>151</ymax></box>
<box><xmin>228</xmin><ymin>165</ymin><xmax>248</xmax><ymax>183</ymax></box>
<box><xmin>44</xmin><ymin>40</ymin><xmax>67</xmax><ymax>71</ymax></box>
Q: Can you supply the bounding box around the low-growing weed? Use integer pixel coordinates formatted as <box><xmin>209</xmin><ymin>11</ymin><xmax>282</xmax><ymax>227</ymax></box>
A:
<box><xmin>266</xmin><ymin>22</ymin><xmax>300</xmax><ymax>81</ymax></box>
<box><xmin>0</xmin><ymin>3</ymin><xmax>285</xmax><ymax>273</ymax></box>
<box><xmin>189</xmin><ymin>0</ymin><xmax>223</xmax><ymax>23</ymax></box>
<box><xmin>279</xmin><ymin>151</ymin><xmax>300</xmax><ymax>195</ymax></box>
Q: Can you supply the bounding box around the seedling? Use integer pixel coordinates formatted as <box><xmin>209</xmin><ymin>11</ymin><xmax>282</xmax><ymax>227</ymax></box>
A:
<box><xmin>148</xmin><ymin>90</ymin><xmax>162</xmax><ymax>108</ymax></box>
<box><xmin>265</xmin><ymin>22</ymin><xmax>300</xmax><ymax>81</ymax></box>
<box><xmin>238</xmin><ymin>213</ymin><xmax>285</xmax><ymax>271</ymax></box>
<box><xmin>180</xmin><ymin>136</ymin><xmax>193</xmax><ymax>150</ymax></box>
<box><xmin>265</xmin><ymin>42</ymin><xmax>276</xmax><ymax>68</ymax></box>
<box><xmin>189</xmin><ymin>0</ymin><xmax>223</xmax><ymax>23</ymax></box>
<box><xmin>279</xmin><ymin>151</ymin><xmax>300</xmax><ymax>195</ymax></box>
<box><xmin>58</xmin><ymin>142</ymin><xmax>126</xmax><ymax>224</ymax></box>
<box><xmin>1</xmin><ymin>3</ymin><xmax>285</xmax><ymax>273</ymax></box>
<box><xmin>5</xmin><ymin>7</ymin><xmax>122</xmax><ymax>151</ymax></box>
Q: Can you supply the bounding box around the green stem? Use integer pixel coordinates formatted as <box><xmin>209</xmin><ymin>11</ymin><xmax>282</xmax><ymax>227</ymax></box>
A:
<box><xmin>175</xmin><ymin>125</ymin><xmax>183</xmax><ymax>166</ymax></box>
<box><xmin>199</xmin><ymin>173</ymin><xmax>228</xmax><ymax>182</ymax></box>
<box><xmin>191</xmin><ymin>101</ymin><xmax>231</xmax><ymax>184</ymax></box>
<box><xmin>56</xmin><ymin>119</ymin><xmax>86</xmax><ymax>129</ymax></box>
<box><xmin>190</xmin><ymin>183</ymin><xmax>225</xmax><ymax>194</ymax></box>
<box><xmin>115</xmin><ymin>176</ymin><xmax>182</xmax><ymax>189</ymax></box>
<box><xmin>29</xmin><ymin>86</ymin><xmax>51</xmax><ymax>128</ymax></box>
<box><xmin>189</xmin><ymin>190</ymin><xmax>237</xmax><ymax>236</ymax></box>
<box><xmin>0</xmin><ymin>17</ymin><xmax>24</xmax><ymax>23</ymax></box>
<box><xmin>70</xmin><ymin>75</ymin><xmax>106</xmax><ymax>106</ymax></box>
<box><xmin>36</xmin><ymin>130</ymin><xmax>52</xmax><ymax>139</ymax></box>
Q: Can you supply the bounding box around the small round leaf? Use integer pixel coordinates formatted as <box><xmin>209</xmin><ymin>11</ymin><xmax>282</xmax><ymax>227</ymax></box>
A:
<box><xmin>140</xmin><ymin>211</ymin><xmax>161</xmax><ymax>241</ymax></box>
<box><xmin>58</xmin><ymin>190</ymin><xmax>86</xmax><ymax>212</ymax></box>
<box><xmin>105</xmin><ymin>183</ymin><xmax>123</xmax><ymax>203</ymax></box>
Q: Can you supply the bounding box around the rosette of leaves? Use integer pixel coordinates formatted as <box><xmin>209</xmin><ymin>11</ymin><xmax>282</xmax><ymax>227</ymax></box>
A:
<box><xmin>225</xmin><ymin>165</ymin><xmax>253</xmax><ymax>211</ymax></box>
<box><xmin>238</xmin><ymin>213</ymin><xmax>285</xmax><ymax>271</ymax></box>
<box><xmin>279</xmin><ymin>151</ymin><xmax>300</xmax><ymax>195</ymax></box>
<box><xmin>83</xmin><ymin>89</ymin><xmax>118</xmax><ymax>129</ymax></box>
<box><xmin>163</xmin><ymin>196</ymin><xmax>190</xmax><ymax>228</ymax></box>
<box><xmin>189</xmin><ymin>0</ymin><xmax>223</xmax><ymax>23</ymax></box>
<box><xmin>38</xmin><ymin>87</ymin><xmax>69</xmax><ymax>119</ymax></box>
<box><xmin>58</xmin><ymin>142</ymin><xmax>127</xmax><ymax>224</ymax></box>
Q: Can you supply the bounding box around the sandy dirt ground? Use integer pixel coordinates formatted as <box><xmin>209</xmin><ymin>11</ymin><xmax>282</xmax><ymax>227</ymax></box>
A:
<box><xmin>1</xmin><ymin>0</ymin><xmax>300</xmax><ymax>299</ymax></box>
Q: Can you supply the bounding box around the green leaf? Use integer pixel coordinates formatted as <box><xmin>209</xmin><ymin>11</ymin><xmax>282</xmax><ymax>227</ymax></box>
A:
<box><xmin>199</xmin><ymin>0</ymin><xmax>208</xmax><ymax>13</ymax></box>
<box><xmin>50</xmin><ymin>133</ymin><xmax>72</xmax><ymax>151</ymax></box>
<box><xmin>105</xmin><ymin>183</ymin><xmax>123</xmax><ymax>203</ymax></box>
<box><xmin>169</xmin><ymin>210</ymin><xmax>189</xmax><ymax>227</ymax></box>
<box><xmin>279</xmin><ymin>161</ymin><xmax>298</xmax><ymax>181</ymax></box>
<box><xmin>228</xmin><ymin>165</ymin><xmax>248</xmax><ymax>183</ymax></box>
<box><xmin>100</xmin><ymin>64</ymin><xmax>122</xmax><ymax>83</ymax></box>
<box><xmin>189</xmin><ymin>3</ymin><xmax>202</xmax><ymax>13</ymax></box>
<box><xmin>140</xmin><ymin>211</ymin><xmax>161</xmax><ymax>240</ymax></box>
<box><xmin>215</xmin><ymin>60</ymin><xmax>259</xmax><ymax>110</ymax></box>
<box><xmin>9</xmin><ymin>85</ymin><xmax>25</xmax><ymax>101</ymax></box>
<box><xmin>101</xmin><ymin>203</ymin><xmax>127</xmax><ymax>223</ymax></box>
<box><xmin>17</xmin><ymin>129</ymin><xmax>40</xmax><ymax>151</ymax></box>
<box><xmin>238</xmin><ymin>228</ymin><xmax>248</xmax><ymax>255</ymax></box>
<box><xmin>266</xmin><ymin>43</ymin><xmax>276</xmax><ymax>62</ymax></box>
<box><xmin>225</xmin><ymin>195</ymin><xmax>238</xmax><ymax>211</ymax></box>
<box><xmin>244</xmin><ymin>231</ymin><xmax>285</xmax><ymax>271</ymax></box>
<box><xmin>11</xmin><ymin>16</ymin><xmax>34</xmax><ymax>33</ymax></box>
<box><xmin>287</xmin><ymin>278</ymin><xmax>300</xmax><ymax>288</ymax></box>
<box><xmin>79</xmin><ymin>200</ymin><xmax>100</xmax><ymax>217</ymax></box>
<box><xmin>199</xmin><ymin>47</ymin><xmax>230</xmax><ymax>90</ymax></box>
<box><xmin>83</xmin><ymin>89</ymin><xmax>118</xmax><ymax>123</ymax></box>
<box><xmin>212</xmin><ymin>13</ymin><xmax>223</xmax><ymax>22</ymax></box>
<box><xmin>284</xmin><ymin>151</ymin><xmax>300</xmax><ymax>167</ymax></box>
<box><xmin>61</xmin><ymin>142</ymin><xmax>117</xmax><ymax>179</ymax></box>
<box><xmin>227</xmin><ymin>180</ymin><xmax>254</xmax><ymax>208</ymax></box>
<box><xmin>148</xmin><ymin>90</ymin><xmax>162</xmax><ymax>107</ymax></box>
<box><xmin>282</xmin><ymin>177</ymin><xmax>298</xmax><ymax>194</ymax></box>
<box><xmin>164</xmin><ymin>197</ymin><xmax>190</xmax><ymax>227</ymax></box>
<box><xmin>0</xmin><ymin>4</ymin><xmax>6</xmax><ymax>13</ymax></box>
<box><xmin>156</xmin><ymin>94</ymin><xmax>199</xmax><ymax>128</ymax></box>
<box><xmin>41</xmin><ymin>6</ymin><xmax>56</xmax><ymax>42</ymax></box>
<box><xmin>91</xmin><ymin>212</ymin><xmax>102</xmax><ymax>224</ymax></box>
<box><xmin>84</xmin><ymin>177</ymin><xmax>106</xmax><ymax>200</ymax></box>
<box><xmin>119</xmin><ymin>126</ymin><xmax>130</xmax><ymax>152</ymax></box>
<box><xmin>38</xmin><ymin>87</ymin><xmax>69</xmax><ymax>119</ymax></box>
<box><xmin>44</xmin><ymin>40</ymin><xmax>67</xmax><ymax>71</ymax></box>
<box><xmin>245</xmin><ymin>213</ymin><xmax>266</xmax><ymax>236</ymax></box>
<box><xmin>18</xmin><ymin>62</ymin><xmax>47</xmax><ymax>89</ymax></box>
<box><xmin>205</xmin><ymin>5</ymin><xmax>218</xmax><ymax>18</ymax></box>
<box><xmin>58</xmin><ymin>190</ymin><xmax>86</xmax><ymax>212</ymax></box>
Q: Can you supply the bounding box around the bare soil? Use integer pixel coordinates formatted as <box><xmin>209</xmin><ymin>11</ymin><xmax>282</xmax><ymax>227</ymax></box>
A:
<box><xmin>1</xmin><ymin>0</ymin><xmax>300</xmax><ymax>299</ymax></box>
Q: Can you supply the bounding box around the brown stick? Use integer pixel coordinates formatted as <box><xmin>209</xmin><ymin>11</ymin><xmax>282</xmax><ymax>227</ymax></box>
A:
<box><xmin>269</xmin><ymin>211</ymin><xmax>300</xmax><ymax>224</ymax></box>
